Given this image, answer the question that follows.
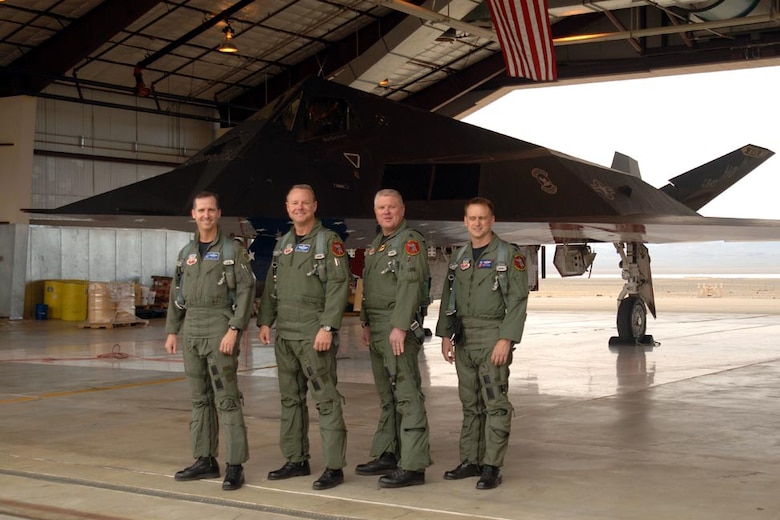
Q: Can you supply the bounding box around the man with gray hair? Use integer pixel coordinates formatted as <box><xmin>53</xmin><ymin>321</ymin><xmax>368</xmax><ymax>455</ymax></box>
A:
<box><xmin>355</xmin><ymin>188</ymin><xmax>432</xmax><ymax>488</ymax></box>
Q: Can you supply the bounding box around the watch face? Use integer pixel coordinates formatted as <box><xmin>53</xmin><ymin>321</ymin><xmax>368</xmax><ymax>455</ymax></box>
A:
<box><xmin>322</xmin><ymin>326</ymin><xmax>332</xmax><ymax>332</ymax></box>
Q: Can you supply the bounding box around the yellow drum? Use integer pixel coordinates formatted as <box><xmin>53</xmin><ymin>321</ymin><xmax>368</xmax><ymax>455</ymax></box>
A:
<box><xmin>61</xmin><ymin>280</ymin><xmax>88</xmax><ymax>322</ymax></box>
<box><xmin>44</xmin><ymin>280</ymin><xmax>64</xmax><ymax>319</ymax></box>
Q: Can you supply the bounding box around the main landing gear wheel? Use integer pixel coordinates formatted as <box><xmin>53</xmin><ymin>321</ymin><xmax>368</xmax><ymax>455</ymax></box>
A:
<box><xmin>616</xmin><ymin>296</ymin><xmax>646</xmax><ymax>344</ymax></box>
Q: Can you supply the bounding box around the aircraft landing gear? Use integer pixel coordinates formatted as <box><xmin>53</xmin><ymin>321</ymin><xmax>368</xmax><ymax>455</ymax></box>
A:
<box><xmin>610</xmin><ymin>243</ymin><xmax>657</xmax><ymax>346</ymax></box>
<box><xmin>615</xmin><ymin>295</ymin><xmax>649</xmax><ymax>344</ymax></box>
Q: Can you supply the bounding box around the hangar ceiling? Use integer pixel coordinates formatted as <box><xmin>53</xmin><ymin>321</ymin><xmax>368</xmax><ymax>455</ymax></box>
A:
<box><xmin>1</xmin><ymin>0</ymin><xmax>780</xmax><ymax>124</ymax></box>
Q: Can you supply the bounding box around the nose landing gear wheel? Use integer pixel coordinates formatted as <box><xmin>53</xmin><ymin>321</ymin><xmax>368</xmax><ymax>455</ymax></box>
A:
<box><xmin>617</xmin><ymin>296</ymin><xmax>646</xmax><ymax>343</ymax></box>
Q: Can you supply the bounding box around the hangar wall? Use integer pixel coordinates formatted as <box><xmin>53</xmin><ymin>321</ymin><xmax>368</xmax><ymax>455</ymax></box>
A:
<box><xmin>1</xmin><ymin>88</ymin><xmax>218</xmax><ymax>318</ymax></box>
<box><xmin>32</xmin><ymin>84</ymin><xmax>216</xmax><ymax>209</ymax></box>
<box><xmin>27</xmin><ymin>226</ymin><xmax>191</xmax><ymax>285</ymax></box>
<box><xmin>0</xmin><ymin>96</ymin><xmax>37</xmax><ymax>319</ymax></box>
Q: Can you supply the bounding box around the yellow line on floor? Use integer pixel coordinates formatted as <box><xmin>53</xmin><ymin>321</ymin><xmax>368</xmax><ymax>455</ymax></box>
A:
<box><xmin>0</xmin><ymin>376</ymin><xmax>186</xmax><ymax>405</ymax></box>
<box><xmin>0</xmin><ymin>364</ymin><xmax>277</xmax><ymax>405</ymax></box>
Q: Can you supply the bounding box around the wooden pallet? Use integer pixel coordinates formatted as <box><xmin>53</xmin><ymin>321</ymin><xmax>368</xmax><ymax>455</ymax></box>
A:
<box><xmin>78</xmin><ymin>319</ymin><xmax>150</xmax><ymax>329</ymax></box>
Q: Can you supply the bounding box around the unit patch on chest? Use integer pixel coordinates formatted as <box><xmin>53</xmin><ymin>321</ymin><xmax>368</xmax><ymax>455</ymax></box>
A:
<box><xmin>204</xmin><ymin>252</ymin><xmax>220</xmax><ymax>260</ymax></box>
<box><xmin>186</xmin><ymin>253</ymin><xmax>198</xmax><ymax>266</ymax></box>
<box><xmin>295</xmin><ymin>243</ymin><xmax>311</xmax><ymax>253</ymax></box>
<box><xmin>478</xmin><ymin>259</ymin><xmax>493</xmax><ymax>269</ymax></box>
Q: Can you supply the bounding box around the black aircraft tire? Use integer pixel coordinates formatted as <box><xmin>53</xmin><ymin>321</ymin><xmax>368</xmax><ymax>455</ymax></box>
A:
<box><xmin>617</xmin><ymin>296</ymin><xmax>647</xmax><ymax>343</ymax></box>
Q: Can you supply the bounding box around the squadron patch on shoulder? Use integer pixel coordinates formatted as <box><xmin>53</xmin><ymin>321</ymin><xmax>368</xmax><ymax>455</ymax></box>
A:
<box><xmin>332</xmin><ymin>241</ymin><xmax>345</xmax><ymax>257</ymax></box>
<box><xmin>186</xmin><ymin>253</ymin><xmax>198</xmax><ymax>266</ymax></box>
<box><xmin>513</xmin><ymin>254</ymin><xmax>526</xmax><ymax>271</ymax></box>
<box><xmin>405</xmin><ymin>239</ymin><xmax>421</xmax><ymax>256</ymax></box>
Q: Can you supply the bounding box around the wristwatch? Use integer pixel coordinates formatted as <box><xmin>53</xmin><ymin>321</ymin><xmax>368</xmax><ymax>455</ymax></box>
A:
<box><xmin>228</xmin><ymin>325</ymin><xmax>240</xmax><ymax>332</ymax></box>
<box><xmin>321</xmin><ymin>325</ymin><xmax>334</xmax><ymax>332</ymax></box>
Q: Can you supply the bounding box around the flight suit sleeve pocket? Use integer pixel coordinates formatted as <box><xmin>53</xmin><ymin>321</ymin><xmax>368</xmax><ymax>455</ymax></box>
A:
<box><xmin>237</xmin><ymin>262</ymin><xmax>255</xmax><ymax>287</ymax></box>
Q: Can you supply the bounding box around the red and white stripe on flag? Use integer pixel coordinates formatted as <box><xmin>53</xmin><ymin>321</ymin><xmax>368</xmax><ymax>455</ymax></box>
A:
<box><xmin>486</xmin><ymin>0</ymin><xmax>557</xmax><ymax>81</ymax></box>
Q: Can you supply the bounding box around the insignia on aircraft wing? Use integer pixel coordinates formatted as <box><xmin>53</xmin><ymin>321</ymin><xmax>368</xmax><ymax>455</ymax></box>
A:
<box><xmin>405</xmin><ymin>240</ymin><xmax>421</xmax><ymax>255</ymax></box>
<box><xmin>333</xmin><ymin>241</ymin><xmax>345</xmax><ymax>257</ymax></box>
<box><xmin>591</xmin><ymin>178</ymin><xmax>616</xmax><ymax>200</ymax></box>
<box><xmin>532</xmin><ymin>168</ymin><xmax>557</xmax><ymax>195</ymax></box>
<box><xmin>513</xmin><ymin>254</ymin><xmax>526</xmax><ymax>271</ymax></box>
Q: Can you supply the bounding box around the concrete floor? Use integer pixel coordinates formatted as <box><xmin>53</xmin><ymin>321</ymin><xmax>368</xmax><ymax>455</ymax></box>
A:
<box><xmin>1</xmin><ymin>299</ymin><xmax>779</xmax><ymax>520</ymax></box>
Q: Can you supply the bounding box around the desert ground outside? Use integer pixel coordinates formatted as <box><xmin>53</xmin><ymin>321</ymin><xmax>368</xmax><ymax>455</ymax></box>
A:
<box><xmin>530</xmin><ymin>276</ymin><xmax>780</xmax><ymax>314</ymax></box>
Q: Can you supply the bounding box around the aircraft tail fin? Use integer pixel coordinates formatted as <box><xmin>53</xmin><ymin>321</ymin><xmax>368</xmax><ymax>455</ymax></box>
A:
<box><xmin>611</xmin><ymin>152</ymin><xmax>641</xmax><ymax>178</ymax></box>
<box><xmin>659</xmin><ymin>145</ymin><xmax>774</xmax><ymax>211</ymax></box>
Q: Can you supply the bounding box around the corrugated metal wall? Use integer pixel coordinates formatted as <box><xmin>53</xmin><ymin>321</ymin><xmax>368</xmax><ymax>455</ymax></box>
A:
<box><xmin>31</xmin><ymin>85</ymin><xmax>216</xmax><ymax>209</ymax></box>
<box><xmin>27</xmin><ymin>225</ymin><xmax>192</xmax><ymax>286</ymax></box>
<box><xmin>26</xmin><ymin>87</ymin><xmax>216</xmax><ymax>289</ymax></box>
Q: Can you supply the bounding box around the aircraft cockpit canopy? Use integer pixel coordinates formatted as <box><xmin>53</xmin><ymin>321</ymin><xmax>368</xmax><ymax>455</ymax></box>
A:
<box><xmin>272</xmin><ymin>92</ymin><xmax>360</xmax><ymax>140</ymax></box>
<box><xmin>301</xmin><ymin>97</ymin><xmax>358</xmax><ymax>138</ymax></box>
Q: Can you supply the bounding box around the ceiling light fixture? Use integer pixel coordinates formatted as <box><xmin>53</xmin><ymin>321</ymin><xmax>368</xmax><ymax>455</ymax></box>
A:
<box><xmin>435</xmin><ymin>28</ymin><xmax>458</xmax><ymax>43</ymax></box>
<box><xmin>219</xmin><ymin>22</ymin><xmax>238</xmax><ymax>53</ymax></box>
<box><xmin>378</xmin><ymin>78</ymin><xmax>390</xmax><ymax>87</ymax></box>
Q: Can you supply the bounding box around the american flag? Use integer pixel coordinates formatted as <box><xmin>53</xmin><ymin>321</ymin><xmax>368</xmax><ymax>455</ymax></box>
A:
<box><xmin>487</xmin><ymin>0</ymin><xmax>557</xmax><ymax>82</ymax></box>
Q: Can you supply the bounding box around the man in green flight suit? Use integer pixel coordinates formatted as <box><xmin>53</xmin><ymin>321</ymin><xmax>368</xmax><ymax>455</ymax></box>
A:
<box><xmin>356</xmin><ymin>188</ymin><xmax>432</xmax><ymax>488</ymax></box>
<box><xmin>165</xmin><ymin>191</ymin><xmax>256</xmax><ymax>491</ymax></box>
<box><xmin>257</xmin><ymin>184</ymin><xmax>350</xmax><ymax>490</ymax></box>
<box><xmin>436</xmin><ymin>197</ymin><xmax>529</xmax><ymax>490</ymax></box>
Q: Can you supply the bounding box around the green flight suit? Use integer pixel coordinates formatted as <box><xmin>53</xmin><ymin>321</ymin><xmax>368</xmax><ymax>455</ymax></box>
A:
<box><xmin>435</xmin><ymin>234</ymin><xmax>529</xmax><ymax>468</ymax></box>
<box><xmin>360</xmin><ymin>220</ymin><xmax>432</xmax><ymax>472</ymax></box>
<box><xmin>166</xmin><ymin>227</ymin><xmax>255</xmax><ymax>465</ymax></box>
<box><xmin>257</xmin><ymin>220</ymin><xmax>350</xmax><ymax>470</ymax></box>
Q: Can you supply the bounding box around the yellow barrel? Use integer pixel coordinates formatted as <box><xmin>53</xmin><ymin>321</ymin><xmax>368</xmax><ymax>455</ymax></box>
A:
<box><xmin>44</xmin><ymin>280</ymin><xmax>64</xmax><ymax>319</ymax></box>
<box><xmin>61</xmin><ymin>280</ymin><xmax>88</xmax><ymax>321</ymax></box>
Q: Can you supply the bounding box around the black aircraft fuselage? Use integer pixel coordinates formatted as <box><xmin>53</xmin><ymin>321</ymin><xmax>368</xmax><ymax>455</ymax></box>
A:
<box><xmin>35</xmin><ymin>77</ymin><xmax>780</xmax><ymax>344</ymax></box>
<box><xmin>44</xmin><ymin>77</ymin><xmax>774</xmax><ymax>250</ymax></box>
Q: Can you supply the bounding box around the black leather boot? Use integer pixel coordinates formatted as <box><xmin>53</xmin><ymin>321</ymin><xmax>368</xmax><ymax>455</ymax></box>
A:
<box><xmin>175</xmin><ymin>457</ymin><xmax>220</xmax><ymax>481</ymax></box>
<box><xmin>476</xmin><ymin>465</ymin><xmax>502</xmax><ymax>489</ymax></box>
<box><xmin>355</xmin><ymin>452</ymin><xmax>397</xmax><ymax>476</ymax></box>
<box><xmin>443</xmin><ymin>462</ymin><xmax>482</xmax><ymax>480</ymax></box>
<box><xmin>378</xmin><ymin>468</ymin><xmax>425</xmax><ymax>488</ymax></box>
<box><xmin>222</xmin><ymin>464</ymin><xmax>245</xmax><ymax>490</ymax></box>
<box><xmin>312</xmin><ymin>468</ymin><xmax>344</xmax><ymax>490</ymax></box>
<box><xmin>267</xmin><ymin>460</ymin><xmax>311</xmax><ymax>480</ymax></box>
